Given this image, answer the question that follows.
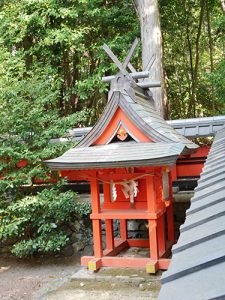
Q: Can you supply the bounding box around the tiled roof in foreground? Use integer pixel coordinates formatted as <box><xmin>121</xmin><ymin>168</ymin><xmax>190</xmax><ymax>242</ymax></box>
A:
<box><xmin>158</xmin><ymin>127</ymin><xmax>225</xmax><ymax>300</ymax></box>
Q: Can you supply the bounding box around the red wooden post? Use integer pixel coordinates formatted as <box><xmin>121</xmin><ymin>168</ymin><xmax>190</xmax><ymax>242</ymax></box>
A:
<box><xmin>90</xmin><ymin>178</ymin><xmax>103</xmax><ymax>258</ymax></box>
<box><xmin>171</xmin><ymin>164</ymin><xmax>177</xmax><ymax>181</ymax></box>
<box><xmin>167</xmin><ymin>204</ymin><xmax>175</xmax><ymax>241</ymax></box>
<box><xmin>103</xmin><ymin>182</ymin><xmax>115</xmax><ymax>250</ymax></box>
<box><xmin>105</xmin><ymin>220</ymin><xmax>114</xmax><ymax>250</ymax></box>
<box><xmin>103</xmin><ymin>182</ymin><xmax>111</xmax><ymax>207</ymax></box>
<box><xmin>167</xmin><ymin>172</ymin><xmax>175</xmax><ymax>242</ymax></box>
<box><xmin>120</xmin><ymin>220</ymin><xmax>127</xmax><ymax>240</ymax></box>
<box><xmin>157</xmin><ymin>214</ymin><xmax>166</xmax><ymax>257</ymax></box>
<box><xmin>146</xmin><ymin>176</ymin><xmax>156</xmax><ymax>212</ymax></box>
<box><xmin>146</xmin><ymin>175</ymin><xmax>158</xmax><ymax>260</ymax></box>
<box><xmin>148</xmin><ymin>220</ymin><xmax>158</xmax><ymax>260</ymax></box>
<box><xmin>92</xmin><ymin>220</ymin><xmax>103</xmax><ymax>257</ymax></box>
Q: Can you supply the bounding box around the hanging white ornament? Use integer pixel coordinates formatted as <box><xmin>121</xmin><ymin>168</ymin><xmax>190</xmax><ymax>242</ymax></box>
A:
<box><xmin>121</xmin><ymin>181</ymin><xmax>130</xmax><ymax>199</ymax></box>
<box><xmin>111</xmin><ymin>182</ymin><xmax>117</xmax><ymax>202</ymax></box>
<box><xmin>132</xmin><ymin>180</ymin><xmax>139</xmax><ymax>197</ymax></box>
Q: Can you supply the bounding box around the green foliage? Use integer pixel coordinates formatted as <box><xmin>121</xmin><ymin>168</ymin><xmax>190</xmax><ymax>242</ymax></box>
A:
<box><xmin>209</xmin><ymin>60</ymin><xmax>225</xmax><ymax>112</ymax></box>
<box><xmin>160</xmin><ymin>0</ymin><xmax>224</xmax><ymax>118</ymax></box>
<box><xmin>0</xmin><ymin>188</ymin><xmax>91</xmax><ymax>257</ymax></box>
<box><xmin>0</xmin><ymin>50</ymin><xmax>88</xmax><ymax>195</ymax></box>
<box><xmin>0</xmin><ymin>0</ymin><xmax>138</xmax><ymax>257</ymax></box>
<box><xmin>0</xmin><ymin>0</ymin><xmax>139</xmax><ymax>121</ymax></box>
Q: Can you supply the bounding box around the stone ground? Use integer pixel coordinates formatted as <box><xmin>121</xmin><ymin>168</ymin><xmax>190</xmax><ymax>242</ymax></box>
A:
<box><xmin>0</xmin><ymin>256</ymin><xmax>80</xmax><ymax>300</ymax></box>
<box><xmin>0</xmin><ymin>254</ymin><xmax>161</xmax><ymax>300</ymax></box>
<box><xmin>46</xmin><ymin>267</ymin><xmax>161</xmax><ymax>300</ymax></box>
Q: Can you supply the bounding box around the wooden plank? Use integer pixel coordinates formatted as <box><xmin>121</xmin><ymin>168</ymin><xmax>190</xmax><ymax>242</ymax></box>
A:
<box><xmin>98</xmin><ymin>173</ymin><xmax>146</xmax><ymax>181</ymax></box>
<box><xmin>90</xmin><ymin>209</ymin><xmax>165</xmax><ymax>220</ymax></box>
<box><xmin>102</xmin><ymin>202</ymin><xmax>147</xmax><ymax>210</ymax></box>
<box><xmin>81</xmin><ymin>256</ymin><xmax>170</xmax><ymax>271</ymax></box>
<box><xmin>101</xmin><ymin>257</ymin><xmax>151</xmax><ymax>268</ymax></box>
<box><xmin>103</xmin><ymin>240</ymin><xmax>128</xmax><ymax>257</ymax></box>
<box><xmin>127</xmin><ymin>239</ymin><xmax>149</xmax><ymax>248</ymax></box>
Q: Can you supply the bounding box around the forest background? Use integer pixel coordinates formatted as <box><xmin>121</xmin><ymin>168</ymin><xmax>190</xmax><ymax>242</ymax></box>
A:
<box><xmin>0</xmin><ymin>0</ymin><xmax>224</xmax><ymax>257</ymax></box>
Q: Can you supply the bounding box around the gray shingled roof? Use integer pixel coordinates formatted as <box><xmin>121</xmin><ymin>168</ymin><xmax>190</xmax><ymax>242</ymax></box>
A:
<box><xmin>158</xmin><ymin>127</ymin><xmax>225</xmax><ymax>300</ymax></box>
<box><xmin>49</xmin><ymin>116</ymin><xmax>225</xmax><ymax>143</ymax></box>
<box><xmin>45</xmin><ymin>142</ymin><xmax>184</xmax><ymax>170</ymax></box>
<box><xmin>167</xmin><ymin>116</ymin><xmax>225</xmax><ymax>138</ymax></box>
<box><xmin>76</xmin><ymin>85</ymin><xmax>198</xmax><ymax>154</ymax></box>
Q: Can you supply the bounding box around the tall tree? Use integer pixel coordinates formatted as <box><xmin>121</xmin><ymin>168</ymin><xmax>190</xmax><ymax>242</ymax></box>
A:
<box><xmin>221</xmin><ymin>0</ymin><xmax>225</xmax><ymax>14</ymax></box>
<box><xmin>133</xmin><ymin>0</ymin><xmax>168</xmax><ymax>118</ymax></box>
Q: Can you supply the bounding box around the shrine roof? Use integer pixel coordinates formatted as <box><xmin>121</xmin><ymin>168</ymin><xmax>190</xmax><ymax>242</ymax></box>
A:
<box><xmin>45</xmin><ymin>141</ymin><xmax>184</xmax><ymax>170</ymax></box>
<box><xmin>158</xmin><ymin>127</ymin><xmax>225</xmax><ymax>300</ymax></box>
<box><xmin>76</xmin><ymin>87</ymin><xmax>198</xmax><ymax>154</ymax></box>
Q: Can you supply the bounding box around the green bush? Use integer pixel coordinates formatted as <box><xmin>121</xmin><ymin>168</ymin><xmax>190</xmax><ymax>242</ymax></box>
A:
<box><xmin>0</xmin><ymin>188</ymin><xmax>91</xmax><ymax>257</ymax></box>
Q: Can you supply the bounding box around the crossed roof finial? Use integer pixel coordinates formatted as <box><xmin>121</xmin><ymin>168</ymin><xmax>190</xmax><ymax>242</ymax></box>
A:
<box><xmin>102</xmin><ymin>38</ymin><xmax>161</xmax><ymax>89</ymax></box>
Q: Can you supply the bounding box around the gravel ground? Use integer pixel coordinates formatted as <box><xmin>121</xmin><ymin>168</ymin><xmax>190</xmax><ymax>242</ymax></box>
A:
<box><xmin>0</xmin><ymin>255</ymin><xmax>161</xmax><ymax>300</ymax></box>
<box><xmin>0</xmin><ymin>256</ymin><xmax>81</xmax><ymax>300</ymax></box>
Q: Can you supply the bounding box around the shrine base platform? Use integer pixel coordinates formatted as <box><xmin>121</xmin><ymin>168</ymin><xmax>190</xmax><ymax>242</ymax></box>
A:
<box><xmin>81</xmin><ymin>239</ymin><xmax>172</xmax><ymax>273</ymax></box>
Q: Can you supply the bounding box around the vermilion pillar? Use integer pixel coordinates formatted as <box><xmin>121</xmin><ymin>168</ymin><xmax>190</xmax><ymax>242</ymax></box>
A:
<box><xmin>146</xmin><ymin>176</ymin><xmax>158</xmax><ymax>260</ymax></box>
<box><xmin>90</xmin><ymin>178</ymin><xmax>103</xmax><ymax>258</ymax></box>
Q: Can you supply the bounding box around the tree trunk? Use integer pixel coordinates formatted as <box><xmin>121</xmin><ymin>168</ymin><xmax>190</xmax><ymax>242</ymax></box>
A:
<box><xmin>134</xmin><ymin>0</ymin><xmax>168</xmax><ymax>119</ymax></box>
<box><xmin>206</xmin><ymin>0</ymin><xmax>215</xmax><ymax>112</ymax></box>
<box><xmin>220</xmin><ymin>0</ymin><xmax>225</xmax><ymax>14</ymax></box>
<box><xmin>188</xmin><ymin>0</ymin><xmax>205</xmax><ymax>117</ymax></box>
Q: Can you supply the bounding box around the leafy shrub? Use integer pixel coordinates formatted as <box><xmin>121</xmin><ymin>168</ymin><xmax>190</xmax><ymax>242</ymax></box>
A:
<box><xmin>0</xmin><ymin>188</ymin><xmax>91</xmax><ymax>257</ymax></box>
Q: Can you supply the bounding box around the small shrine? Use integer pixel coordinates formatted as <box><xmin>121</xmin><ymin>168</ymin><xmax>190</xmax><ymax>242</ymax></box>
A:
<box><xmin>45</xmin><ymin>39</ymin><xmax>198</xmax><ymax>273</ymax></box>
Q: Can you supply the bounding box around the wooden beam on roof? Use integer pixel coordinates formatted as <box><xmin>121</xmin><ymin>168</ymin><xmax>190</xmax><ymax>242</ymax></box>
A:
<box><xmin>102</xmin><ymin>44</ymin><xmax>131</xmax><ymax>78</ymax></box>
<box><xmin>102</xmin><ymin>71</ymin><xmax>150</xmax><ymax>82</ymax></box>
<box><xmin>138</xmin><ymin>81</ymin><xmax>161</xmax><ymax>88</ymax></box>
<box><xmin>122</xmin><ymin>37</ymin><xmax>139</xmax><ymax>69</ymax></box>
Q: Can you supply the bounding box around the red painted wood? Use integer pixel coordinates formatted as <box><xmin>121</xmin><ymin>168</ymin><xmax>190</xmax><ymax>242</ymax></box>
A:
<box><xmin>105</xmin><ymin>219</ymin><xmax>114</xmax><ymax>250</ymax></box>
<box><xmin>127</xmin><ymin>239</ymin><xmax>149</xmax><ymax>248</ymax></box>
<box><xmin>157</xmin><ymin>215</ymin><xmax>166</xmax><ymax>257</ymax></box>
<box><xmin>146</xmin><ymin>176</ymin><xmax>156</xmax><ymax>212</ymax></box>
<box><xmin>81</xmin><ymin>256</ymin><xmax>169</xmax><ymax>270</ymax></box>
<box><xmin>166</xmin><ymin>204</ymin><xmax>175</xmax><ymax>242</ymax></box>
<box><xmin>94</xmin><ymin>107</ymin><xmax>151</xmax><ymax>145</ymax></box>
<box><xmin>149</xmin><ymin>220</ymin><xmax>158</xmax><ymax>260</ymax></box>
<box><xmin>90</xmin><ymin>209</ymin><xmax>165</xmax><ymax>220</ymax></box>
<box><xmin>120</xmin><ymin>220</ymin><xmax>127</xmax><ymax>240</ymax></box>
<box><xmin>92</xmin><ymin>219</ymin><xmax>103</xmax><ymax>258</ymax></box>
<box><xmin>158</xmin><ymin>258</ymin><xmax>170</xmax><ymax>270</ymax></box>
<box><xmin>102</xmin><ymin>202</ymin><xmax>147</xmax><ymax>210</ymax></box>
<box><xmin>90</xmin><ymin>177</ymin><xmax>101</xmax><ymax>213</ymax></box>
<box><xmin>103</xmin><ymin>240</ymin><xmax>128</xmax><ymax>257</ymax></box>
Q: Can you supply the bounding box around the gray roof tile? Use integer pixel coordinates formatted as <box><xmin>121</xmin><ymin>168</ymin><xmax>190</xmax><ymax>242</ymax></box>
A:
<box><xmin>158</xmin><ymin>127</ymin><xmax>225</xmax><ymax>300</ymax></box>
<box><xmin>45</xmin><ymin>142</ymin><xmax>184</xmax><ymax>170</ymax></box>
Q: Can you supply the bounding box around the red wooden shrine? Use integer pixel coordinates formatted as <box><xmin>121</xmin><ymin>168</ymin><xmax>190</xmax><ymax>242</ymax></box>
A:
<box><xmin>46</xmin><ymin>40</ymin><xmax>198</xmax><ymax>273</ymax></box>
<box><xmin>59</xmin><ymin>127</ymin><xmax>176</xmax><ymax>273</ymax></box>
